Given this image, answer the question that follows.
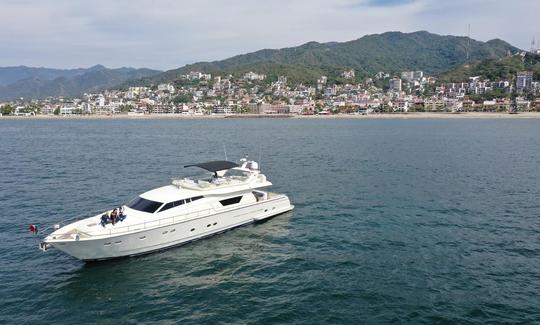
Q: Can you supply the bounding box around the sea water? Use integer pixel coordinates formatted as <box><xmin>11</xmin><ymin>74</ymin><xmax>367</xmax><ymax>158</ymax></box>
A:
<box><xmin>1</xmin><ymin>118</ymin><xmax>539</xmax><ymax>323</ymax></box>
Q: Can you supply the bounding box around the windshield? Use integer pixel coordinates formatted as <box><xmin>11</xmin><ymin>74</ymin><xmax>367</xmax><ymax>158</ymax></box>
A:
<box><xmin>128</xmin><ymin>197</ymin><xmax>163</xmax><ymax>213</ymax></box>
<box><xmin>223</xmin><ymin>169</ymin><xmax>249</xmax><ymax>178</ymax></box>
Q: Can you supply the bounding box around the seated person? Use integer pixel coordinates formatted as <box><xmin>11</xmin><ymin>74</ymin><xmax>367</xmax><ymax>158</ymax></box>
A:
<box><xmin>110</xmin><ymin>208</ymin><xmax>118</xmax><ymax>225</ymax></box>
<box><xmin>100</xmin><ymin>213</ymin><xmax>110</xmax><ymax>227</ymax></box>
<box><xmin>118</xmin><ymin>206</ymin><xmax>126</xmax><ymax>221</ymax></box>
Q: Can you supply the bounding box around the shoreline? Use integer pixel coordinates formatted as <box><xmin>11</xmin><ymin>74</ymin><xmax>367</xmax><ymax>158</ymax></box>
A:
<box><xmin>2</xmin><ymin>112</ymin><xmax>540</xmax><ymax>120</ymax></box>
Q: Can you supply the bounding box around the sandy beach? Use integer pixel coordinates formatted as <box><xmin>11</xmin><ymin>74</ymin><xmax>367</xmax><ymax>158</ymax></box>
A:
<box><xmin>2</xmin><ymin>112</ymin><xmax>540</xmax><ymax>120</ymax></box>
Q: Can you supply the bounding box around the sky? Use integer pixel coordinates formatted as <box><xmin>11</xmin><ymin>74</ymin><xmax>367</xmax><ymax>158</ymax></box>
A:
<box><xmin>0</xmin><ymin>0</ymin><xmax>539</xmax><ymax>71</ymax></box>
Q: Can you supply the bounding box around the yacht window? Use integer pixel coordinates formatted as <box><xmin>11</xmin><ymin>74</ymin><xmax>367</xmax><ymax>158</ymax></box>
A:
<box><xmin>223</xmin><ymin>169</ymin><xmax>249</xmax><ymax>179</ymax></box>
<box><xmin>159</xmin><ymin>199</ymin><xmax>185</xmax><ymax>213</ymax></box>
<box><xmin>128</xmin><ymin>197</ymin><xmax>163</xmax><ymax>213</ymax></box>
<box><xmin>220</xmin><ymin>196</ymin><xmax>242</xmax><ymax>206</ymax></box>
<box><xmin>191</xmin><ymin>196</ymin><xmax>203</xmax><ymax>201</ymax></box>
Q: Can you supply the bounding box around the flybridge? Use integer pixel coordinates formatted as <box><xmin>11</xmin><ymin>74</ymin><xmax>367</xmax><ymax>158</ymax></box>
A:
<box><xmin>173</xmin><ymin>158</ymin><xmax>269</xmax><ymax>191</ymax></box>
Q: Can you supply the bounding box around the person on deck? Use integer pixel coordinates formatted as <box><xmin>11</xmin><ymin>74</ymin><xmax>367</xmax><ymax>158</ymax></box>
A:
<box><xmin>110</xmin><ymin>208</ymin><xmax>118</xmax><ymax>225</ymax></box>
<box><xmin>118</xmin><ymin>206</ymin><xmax>125</xmax><ymax>221</ymax></box>
<box><xmin>100</xmin><ymin>212</ymin><xmax>110</xmax><ymax>227</ymax></box>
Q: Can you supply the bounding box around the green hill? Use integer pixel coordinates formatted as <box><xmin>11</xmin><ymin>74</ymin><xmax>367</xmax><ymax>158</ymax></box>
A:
<box><xmin>439</xmin><ymin>53</ymin><xmax>540</xmax><ymax>82</ymax></box>
<box><xmin>131</xmin><ymin>31</ymin><xmax>519</xmax><ymax>86</ymax></box>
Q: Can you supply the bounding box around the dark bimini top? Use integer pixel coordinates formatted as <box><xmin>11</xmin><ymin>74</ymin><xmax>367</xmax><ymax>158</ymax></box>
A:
<box><xmin>184</xmin><ymin>160</ymin><xmax>239</xmax><ymax>172</ymax></box>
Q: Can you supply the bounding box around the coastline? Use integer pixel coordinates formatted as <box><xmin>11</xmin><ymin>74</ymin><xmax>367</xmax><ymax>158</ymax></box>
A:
<box><xmin>2</xmin><ymin>112</ymin><xmax>540</xmax><ymax>120</ymax></box>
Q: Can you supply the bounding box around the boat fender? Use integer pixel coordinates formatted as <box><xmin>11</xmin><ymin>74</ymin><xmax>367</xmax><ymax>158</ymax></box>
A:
<box><xmin>29</xmin><ymin>224</ymin><xmax>38</xmax><ymax>234</ymax></box>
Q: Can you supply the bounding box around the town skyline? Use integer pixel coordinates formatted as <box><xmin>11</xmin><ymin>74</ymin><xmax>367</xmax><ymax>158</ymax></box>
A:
<box><xmin>1</xmin><ymin>0</ymin><xmax>539</xmax><ymax>70</ymax></box>
<box><xmin>2</xmin><ymin>62</ymin><xmax>538</xmax><ymax>117</ymax></box>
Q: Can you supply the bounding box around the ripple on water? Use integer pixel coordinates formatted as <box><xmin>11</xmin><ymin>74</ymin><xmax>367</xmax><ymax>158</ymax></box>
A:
<box><xmin>1</xmin><ymin>119</ymin><xmax>540</xmax><ymax>324</ymax></box>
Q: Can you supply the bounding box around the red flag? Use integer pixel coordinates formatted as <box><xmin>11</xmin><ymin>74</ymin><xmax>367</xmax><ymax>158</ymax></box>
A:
<box><xmin>29</xmin><ymin>224</ymin><xmax>38</xmax><ymax>234</ymax></box>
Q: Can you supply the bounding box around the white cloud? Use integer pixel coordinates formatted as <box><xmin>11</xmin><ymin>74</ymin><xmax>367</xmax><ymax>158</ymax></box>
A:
<box><xmin>0</xmin><ymin>0</ymin><xmax>537</xmax><ymax>70</ymax></box>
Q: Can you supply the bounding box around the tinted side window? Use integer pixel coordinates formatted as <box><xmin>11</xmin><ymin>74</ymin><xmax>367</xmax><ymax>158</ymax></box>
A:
<box><xmin>191</xmin><ymin>196</ymin><xmax>203</xmax><ymax>201</ymax></box>
<box><xmin>128</xmin><ymin>197</ymin><xmax>163</xmax><ymax>213</ymax></box>
<box><xmin>159</xmin><ymin>199</ymin><xmax>185</xmax><ymax>212</ymax></box>
<box><xmin>220</xmin><ymin>196</ymin><xmax>242</xmax><ymax>206</ymax></box>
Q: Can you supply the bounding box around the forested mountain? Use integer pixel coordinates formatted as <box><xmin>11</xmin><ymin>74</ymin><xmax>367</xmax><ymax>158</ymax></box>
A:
<box><xmin>133</xmin><ymin>31</ymin><xmax>518</xmax><ymax>86</ymax></box>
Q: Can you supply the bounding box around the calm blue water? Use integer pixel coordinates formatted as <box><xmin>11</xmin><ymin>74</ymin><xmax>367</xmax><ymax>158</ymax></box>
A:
<box><xmin>1</xmin><ymin>118</ymin><xmax>540</xmax><ymax>324</ymax></box>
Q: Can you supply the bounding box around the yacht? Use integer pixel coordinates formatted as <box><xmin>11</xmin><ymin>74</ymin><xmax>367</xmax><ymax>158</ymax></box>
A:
<box><xmin>39</xmin><ymin>158</ymin><xmax>294</xmax><ymax>261</ymax></box>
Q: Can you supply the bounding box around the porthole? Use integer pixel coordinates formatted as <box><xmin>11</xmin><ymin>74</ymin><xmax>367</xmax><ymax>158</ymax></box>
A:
<box><xmin>207</xmin><ymin>224</ymin><xmax>211</xmax><ymax>227</ymax></box>
<box><xmin>190</xmin><ymin>228</ymin><xmax>195</xmax><ymax>232</ymax></box>
<box><xmin>139</xmin><ymin>236</ymin><xmax>146</xmax><ymax>240</ymax></box>
<box><xmin>264</xmin><ymin>209</ymin><xmax>268</xmax><ymax>212</ymax></box>
<box><xmin>272</xmin><ymin>207</ymin><xmax>276</xmax><ymax>210</ymax></box>
<box><xmin>162</xmin><ymin>230</ymin><xmax>168</xmax><ymax>235</ymax></box>
<box><xmin>213</xmin><ymin>222</ymin><xmax>217</xmax><ymax>226</ymax></box>
<box><xmin>170</xmin><ymin>229</ymin><xmax>176</xmax><ymax>233</ymax></box>
<box><xmin>114</xmin><ymin>241</ymin><xmax>122</xmax><ymax>245</ymax></box>
<box><xmin>104</xmin><ymin>242</ymin><xmax>111</xmax><ymax>246</ymax></box>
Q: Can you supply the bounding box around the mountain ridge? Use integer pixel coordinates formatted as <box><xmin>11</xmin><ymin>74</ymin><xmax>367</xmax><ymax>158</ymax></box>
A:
<box><xmin>0</xmin><ymin>31</ymin><xmax>522</xmax><ymax>100</ymax></box>
<box><xmin>0</xmin><ymin>65</ymin><xmax>161</xmax><ymax>100</ymax></box>
<box><xmin>130</xmin><ymin>31</ymin><xmax>519</xmax><ymax>86</ymax></box>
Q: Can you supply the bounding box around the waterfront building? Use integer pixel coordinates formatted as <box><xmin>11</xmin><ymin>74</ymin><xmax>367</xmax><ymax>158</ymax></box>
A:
<box><xmin>40</xmin><ymin>105</ymin><xmax>55</xmax><ymax>115</ymax></box>
<box><xmin>259</xmin><ymin>103</ymin><xmax>290</xmax><ymax>114</ymax></box>
<box><xmin>60</xmin><ymin>102</ymin><xmax>76</xmax><ymax>115</ymax></box>
<box><xmin>516</xmin><ymin>98</ymin><xmax>531</xmax><ymax>111</ymax></box>
<box><xmin>212</xmin><ymin>106</ymin><xmax>235</xmax><ymax>115</ymax></box>
<box><xmin>424</xmin><ymin>98</ymin><xmax>444</xmax><ymax>111</ymax></box>
<box><xmin>396</xmin><ymin>100</ymin><xmax>410</xmax><ymax>112</ymax></box>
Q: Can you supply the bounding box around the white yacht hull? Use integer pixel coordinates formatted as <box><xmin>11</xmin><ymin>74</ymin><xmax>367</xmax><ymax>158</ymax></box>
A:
<box><xmin>48</xmin><ymin>194</ymin><xmax>293</xmax><ymax>261</ymax></box>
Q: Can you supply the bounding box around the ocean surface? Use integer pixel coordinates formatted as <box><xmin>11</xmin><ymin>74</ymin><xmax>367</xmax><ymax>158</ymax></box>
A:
<box><xmin>1</xmin><ymin>118</ymin><xmax>540</xmax><ymax>324</ymax></box>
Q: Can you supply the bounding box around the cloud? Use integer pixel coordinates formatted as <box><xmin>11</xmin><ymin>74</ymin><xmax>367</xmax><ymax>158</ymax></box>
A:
<box><xmin>363</xmin><ymin>0</ymin><xmax>416</xmax><ymax>7</ymax></box>
<box><xmin>0</xmin><ymin>0</ymin><xmax>537</xmax><ymax>70</ymax></box>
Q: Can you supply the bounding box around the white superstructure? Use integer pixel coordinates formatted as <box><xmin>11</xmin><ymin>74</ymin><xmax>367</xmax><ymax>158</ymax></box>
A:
<box><xmin>40</xmin><ymin>158</ymin><xmax>294</xmax><ymax>261</ymax></box>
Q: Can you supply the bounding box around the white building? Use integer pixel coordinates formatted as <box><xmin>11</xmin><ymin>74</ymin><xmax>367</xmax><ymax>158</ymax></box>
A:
<box><xmin>13</xmin><ymin>106</ymin><xmax>34</xmax><ymax>116</ymax></box>
<box><xmin>60</xmin><ymin>102</ymin><xmax>77</xmax><ymax>115</ymax></box>
<box><xmin>243</xmin><ymin>71</ymin><xmax>266</xmax><ymax>81</ymax></box>
<box><xmin>186</xmin><ymin>71</ymin><xmax>211</xmax><ymax>81</ymax></box>
<box><xmin>389</xmin><ymin>77</ymin><xmax>402</xmax><ymax>92</ymax></box>
<box><xmin>342</xmin><ymin>69</ymin><xmax>355</xmax><ymax>79</ymax></box>
<box><xmin>158</xmin><ymin>83</ymin><xmax>175</xmax><ymax>93</ymax></box>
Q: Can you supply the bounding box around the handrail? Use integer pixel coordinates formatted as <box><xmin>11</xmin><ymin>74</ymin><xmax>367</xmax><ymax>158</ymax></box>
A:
<box><xmin>42</xmin><ymin>206</ymin><xmax>115</xmax><ymax>238</ymax></box>
<box><xmin>104</xmin><ymin>208</ymin><xmax>215</xmax><ymax>236</ymax></box>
